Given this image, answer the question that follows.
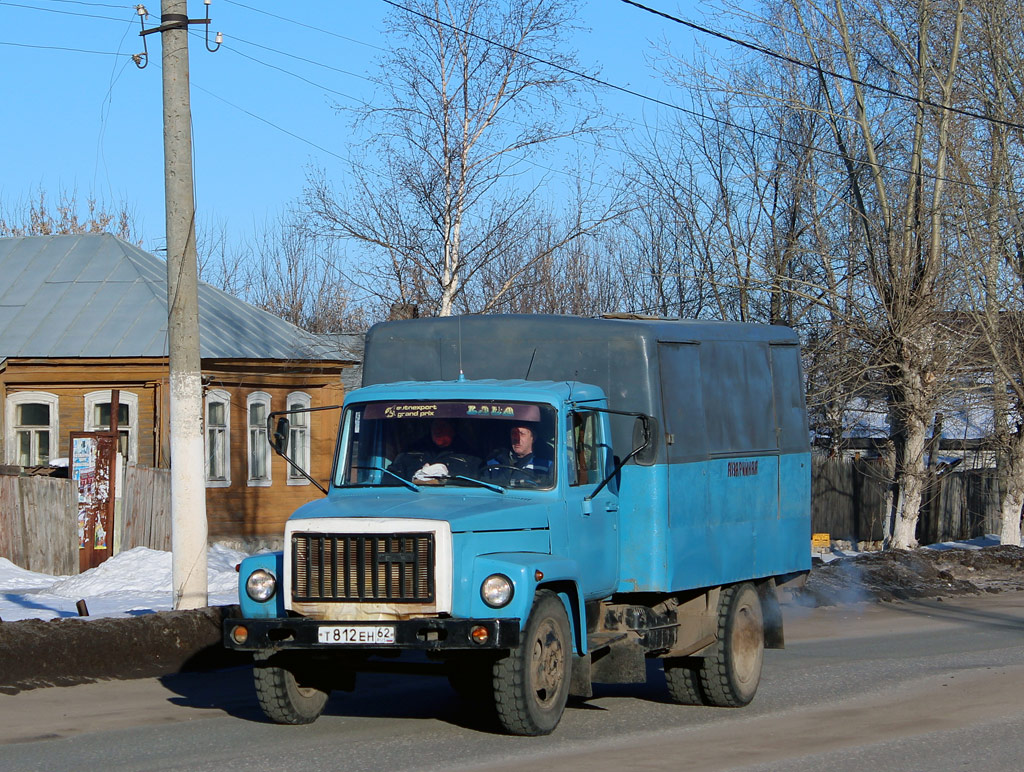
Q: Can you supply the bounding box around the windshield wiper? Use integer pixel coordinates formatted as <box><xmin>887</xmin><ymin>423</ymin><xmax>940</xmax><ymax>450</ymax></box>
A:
<box><xmin>352</xmin><ymin>465</ymin><xmax>420</xmax><ymax>492</ymax></box>
<box><xmin>449</xmin><ymin>475</ymin><xmax>506</xmax><ymax>494</ymax></box>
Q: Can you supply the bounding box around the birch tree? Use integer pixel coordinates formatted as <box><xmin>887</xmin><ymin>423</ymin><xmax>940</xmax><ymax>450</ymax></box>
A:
<box><xmin>306</xmin><ymin>0</ymin><xmax>610</xmax><ymax>317</ymax></box>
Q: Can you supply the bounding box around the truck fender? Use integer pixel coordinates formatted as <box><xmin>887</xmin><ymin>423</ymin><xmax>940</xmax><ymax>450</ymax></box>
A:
<box><xmin>237</xmin><ymin>552</ymin><xmax>286</xmax><ymax>618</ymax></box>
<box><xmin>470</xmin><ymin>553</ymin><xmax>587</xmax><ymax>655</ymax></box>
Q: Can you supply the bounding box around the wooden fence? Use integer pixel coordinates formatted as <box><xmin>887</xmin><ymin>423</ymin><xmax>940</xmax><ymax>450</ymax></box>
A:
<box><xmin>0</xmin><ymin>465</ymin><xmax>171</xmax><ymax>575</ymax></box>
<box><xmin>0</xmin><ymin>474</ymin><xmax>76</xmax><ymax>576</ymax></box>
<box><xmin>811</xmin><ymin>456</ymin><xmax>1007</xmax><ymax>546</ymax></box>
<box><xmin>0</xmin><ymin>460</ymin><xmax>1013</xmax><ymax>575</ymax></box>
<box><xmin>120</xmin><ymin>465</ymin><xmax>172</xmax><ymax>552</ymax></box>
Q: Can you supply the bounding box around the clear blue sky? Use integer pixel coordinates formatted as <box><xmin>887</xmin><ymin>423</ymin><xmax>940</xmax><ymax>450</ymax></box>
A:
<box><xmin>0</xmin><ymin>0</ymin><xmax>704</xmax><ymax>256</ymax></box>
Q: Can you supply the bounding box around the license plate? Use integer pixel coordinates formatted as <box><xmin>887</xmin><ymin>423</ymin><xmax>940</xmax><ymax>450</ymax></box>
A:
<box><xmin>317</xmin><ymin>625</ymin><xmax>396</xmax><ymax>645</ymax></box>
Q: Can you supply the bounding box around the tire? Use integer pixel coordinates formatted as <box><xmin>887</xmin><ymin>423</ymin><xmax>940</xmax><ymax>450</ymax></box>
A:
<box><xmin>253</xmin><ymin>654</ymin><xmax>330</xmax><ymax>725</ymax></box>
<box><xmin>699</xmin><ymin>583</ymin><xmax>764</xmax><ymax>707</ymax></box>
<box><xmin>663</xmin><ymin>657</ymin><xmax>706</xmax><ymax>705</ymax></box>
<box><xmin>493</xmin><ymin>590</ymin><xmax>572</xmax><ymax>735</ymax></box>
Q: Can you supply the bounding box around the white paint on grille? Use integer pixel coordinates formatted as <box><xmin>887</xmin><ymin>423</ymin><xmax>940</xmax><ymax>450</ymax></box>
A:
<box><xmin>284</xmin><ymin>518</ymin><xmax>453</xmax><ymax>615</ymax></box>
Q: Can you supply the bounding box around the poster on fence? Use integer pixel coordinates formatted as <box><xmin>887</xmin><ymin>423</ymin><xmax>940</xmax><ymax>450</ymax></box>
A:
<box><xmin>69</xmin><ymin>432</ymin><xmax>116</xmax><ymax>571</ymax></box>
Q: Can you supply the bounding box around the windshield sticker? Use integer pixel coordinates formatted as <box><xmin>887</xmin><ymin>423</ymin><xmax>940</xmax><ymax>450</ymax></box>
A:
<box><xmin>382</xmin><ymin>404</ymin><xmax>438</xmax><ymax>419</ymax></box>
<box><xmin>466</xmin><ymin>404</ymin><xmax>515</xmax><ymax>416</ymax></box>
<box><xmin>363</xmin><ymin>401</ymin><xmax>541</xmax><ymax>421</ymax></box>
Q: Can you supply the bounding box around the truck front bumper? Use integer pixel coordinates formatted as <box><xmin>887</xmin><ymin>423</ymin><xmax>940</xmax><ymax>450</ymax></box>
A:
<box><xmin>224</xmin><ymin>616</ymin><xmax>520</xmax><ymax>652</ymax></box>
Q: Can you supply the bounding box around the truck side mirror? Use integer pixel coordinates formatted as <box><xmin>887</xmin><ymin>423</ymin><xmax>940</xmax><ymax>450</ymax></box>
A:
<box><xmin>633</xmin><ymin>415</ymin><xmax>658</xmax><ymax>465</ymax></box>
<box><xmin>270</xmin><ymin>416</ymin><xmax>290</xmax><ymax>454</ymax></box>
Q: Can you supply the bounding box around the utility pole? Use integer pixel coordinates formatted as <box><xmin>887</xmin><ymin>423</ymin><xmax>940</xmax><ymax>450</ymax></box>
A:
<box><xmin>158</xmin><ymin>0</ymin><xmax>207</xmax><ymax>609</ymax></box>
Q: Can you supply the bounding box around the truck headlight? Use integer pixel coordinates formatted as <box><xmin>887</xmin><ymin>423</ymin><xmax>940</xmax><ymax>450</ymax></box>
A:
<box><xmin>245</xmin><ymin>568</ymin><xmax>277</xmax><ymax>602</ymax></box>
<box><xmin>481</xmin><ymin>574</ymin><xmax>513</xmax><ymax>608</ymax></box>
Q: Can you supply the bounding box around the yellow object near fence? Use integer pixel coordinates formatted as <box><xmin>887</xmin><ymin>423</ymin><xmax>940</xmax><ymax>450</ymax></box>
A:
<box><xmin>811</xmin><ymin>533</ymin><xmax>831</xmax><ymax>549</ymax></box>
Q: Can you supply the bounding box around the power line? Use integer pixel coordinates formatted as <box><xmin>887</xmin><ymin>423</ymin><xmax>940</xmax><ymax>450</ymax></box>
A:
<box><xmin>0</xmin><ymin>39</ymin><xmax>129</xmax><ymax>56</ymax></box>
<box><xmin>200</xmin><ymin>1</ymin><xmax>1021</xmax><ymax>199</ymax></box>
<box><xmin>221</xmin><ymin>0</ymin><xmax>386</xmax><ymax>52</ymax></box>
<box><xmin>181</xmin><ymin>30</ymin><xmax>621</xmax><ymax>192</ymax></box>
<box><xmin>0</xmin><ymin>0</ymin><xmax>129</xmax><ymax>23</ymax></box>
<box><xmin>618</xmin><ymin>0</ymin><xmax>1024</xmax><ymax>133</ymax></box>
<box><xmin>377</xmin><ymin>0</ymin><xmax>1022</xmax><ymax>197</ymax></box>
<box><xmin>29</xmin><ymin>0</ymin><xmax>134</xmax><ymax>8</ymax></box>
<box><xmin>228</xmin><ymin>33</ymin><xmax>373</xmax><ymax>84</ymax></box>
<box><xmin>219</xmin><ymin>40</ymin><xmax>371</xmax><ymax>105</ymax></box>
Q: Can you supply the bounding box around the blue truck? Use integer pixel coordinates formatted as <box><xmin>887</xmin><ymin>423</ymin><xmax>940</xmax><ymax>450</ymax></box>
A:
<box><xmin>224</xmin><ymin>314</ymin><xmax>811</xmax><ymax>735</ymax></box>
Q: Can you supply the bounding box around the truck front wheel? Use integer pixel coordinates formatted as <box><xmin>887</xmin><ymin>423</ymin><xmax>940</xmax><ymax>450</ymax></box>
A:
<box><xmin>493</xmin><ymin>590</ymin><xmax>572</xmax><ymax>735</ymax></box>
<box><xmin>700</xmin><ymin>582</ymin><xmax>764</xmax><ymax>707</ymax></box>
<box><xmin>253</xmin><ymin>653</ymin><xmax>330</xmax><ymax>725</ymax></box>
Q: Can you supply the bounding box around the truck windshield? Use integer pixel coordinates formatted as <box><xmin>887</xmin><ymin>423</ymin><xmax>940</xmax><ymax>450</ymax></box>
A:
<box><xmin>335</xmin><ymin>400</ymin><xmax>557</xmax><ymax>490</ymax></box>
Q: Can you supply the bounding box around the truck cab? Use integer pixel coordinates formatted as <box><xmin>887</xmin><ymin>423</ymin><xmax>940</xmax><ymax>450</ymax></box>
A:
<box><xmin>225</xmin><ymin>315</ymin><xmax>810</xmax><ymax>735</ymax></box>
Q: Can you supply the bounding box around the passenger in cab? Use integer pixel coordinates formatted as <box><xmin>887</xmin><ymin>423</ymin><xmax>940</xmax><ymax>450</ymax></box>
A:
<box><xmin>387</xmin><ymin>418</ymin><xmax>480</xmax><ymax>483</ymax></box>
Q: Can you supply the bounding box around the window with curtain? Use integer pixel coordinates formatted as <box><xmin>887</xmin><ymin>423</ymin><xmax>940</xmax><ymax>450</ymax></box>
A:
<box><xmin>206</xmin><ymin>390</ymin><xmax>231</xmax><ymax>486</ymax></box>
<box><xmin>6</xmin><ymin>392</ymin><xmax>59</xmax><ymax>467</ymax></box>
<box><xmin>286</xmin><ymin>392</ymin><xmax>311</xmax><ymax>484</ymax></box>
<box><xmin>83</xmin><ymin>391</ymin><xmax>138</xmax><ymax>464</ymax></box>
<box><xmin>247</xmin><ymin>392</ymin><xmax>272</xmax><ymax>486</ymax></box>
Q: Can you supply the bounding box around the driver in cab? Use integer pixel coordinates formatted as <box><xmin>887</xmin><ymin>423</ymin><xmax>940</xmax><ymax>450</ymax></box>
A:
<box><xmin>482</xmin><ymin>422</ymin><xmax>553</xmax><ymax>488</ymax></box>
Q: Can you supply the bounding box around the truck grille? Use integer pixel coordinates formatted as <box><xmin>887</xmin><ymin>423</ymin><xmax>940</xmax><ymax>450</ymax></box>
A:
<box><xmin>292</xmin><ymin>532</ymin><xmax>435</xmax><ymax>603</ymax></box>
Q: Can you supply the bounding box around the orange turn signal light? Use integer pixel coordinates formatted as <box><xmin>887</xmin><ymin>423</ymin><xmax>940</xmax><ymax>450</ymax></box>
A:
<box><xmin>470</xmin><ymin>625</ymin><xmax>490</xmax><ymax>645</ymax></box>
<box><xmin>231</xmin><ymin>625</ymin><xmax>249</xmax><ymax>645</ymax></box>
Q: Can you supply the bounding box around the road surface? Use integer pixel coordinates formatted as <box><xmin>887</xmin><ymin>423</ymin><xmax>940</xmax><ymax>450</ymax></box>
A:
<box><xmin>2</xmin><ymin>592</ymin><xmax>1023</xmax><ymax>772</ymax></box>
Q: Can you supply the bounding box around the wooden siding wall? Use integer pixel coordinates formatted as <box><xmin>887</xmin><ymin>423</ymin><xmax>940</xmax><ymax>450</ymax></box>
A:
<box><xmin>0</xmin><ymin>475</ymin><xmax>76</xmax><ymax>575</ymax></box>
<box><xmin>2</xmin><ymin>385</ymin><xmax>159</xmax><ymax>468</ymax></box>
<box><xmin>205</xmin><ymin>382</ymin><xmax>344</xmax><ymax>538</ymax></box>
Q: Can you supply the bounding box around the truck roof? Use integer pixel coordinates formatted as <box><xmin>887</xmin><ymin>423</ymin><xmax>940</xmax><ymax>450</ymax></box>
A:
<box><xmin>363</xmin><ymin>314</ymin><xmax>798</xmax><ymax>414</ymax></box>
<box><xmin>361</xmin><ymin>314</ymin><xmax>808</xmax><ymax>463</ymax></box>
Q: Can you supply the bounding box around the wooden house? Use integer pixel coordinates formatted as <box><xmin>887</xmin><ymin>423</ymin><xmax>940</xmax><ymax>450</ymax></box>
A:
<box><xmin>0</xmin><ymin>234</ymin><xmax>359</xmax><ymax>542</ymax></box>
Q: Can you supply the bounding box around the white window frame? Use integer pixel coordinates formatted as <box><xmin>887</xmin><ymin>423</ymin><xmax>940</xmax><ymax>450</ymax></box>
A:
<box><xmin>205</xmin><ymin>389</ymin><xmax>231</xmax><ymax>488</ymax></box>
<box><xmin>286</xmin><ymin>391</ymin><xmax>312</xmax><ymax>486</ymax></box>
<box><xmin>5</xmin><ymin>391</ymin><xmax>59</xmax><ymax>467</ymax></box>
<box><xmin>83</xmin><ymin>390</ymin><xmax>138</xmax><ymax>465</ymax></box>
<box><xmin>247</xmin><ymin>391</ymin><xmax>272</xmax><ymax>487</ymax></box>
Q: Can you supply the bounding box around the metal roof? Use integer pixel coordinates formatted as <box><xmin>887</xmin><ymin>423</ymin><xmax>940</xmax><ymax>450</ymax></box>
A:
<box><xmin>0</xmin><ymin>234</ymin><xmax>352</xmax><ymax>361</ymax></box>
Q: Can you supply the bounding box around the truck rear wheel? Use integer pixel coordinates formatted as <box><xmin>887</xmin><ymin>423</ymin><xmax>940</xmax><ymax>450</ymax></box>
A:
<box><xmin>253</xmin><ymin>654</ymin><xmax>330</xmax><ymax>725</ymax></box>
<box><xmin>493</xmin><ymin>590</ymin><xmax>571</xmax><ymax>735</ymax></box>
<box><xmin>700</xmin><ymin>582</ymin><xmax>764</xmax><ymax>707</ymax></box>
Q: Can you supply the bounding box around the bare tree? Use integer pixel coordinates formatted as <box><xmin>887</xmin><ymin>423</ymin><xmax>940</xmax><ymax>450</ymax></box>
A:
<box><xmin>949</xmin><ymin>0</ymin><xmax>1024</xmax><ymax>545</ymax></box>
<box><xmin>0</xmin><ymin>188</ymin><xmax>139</xmax><ymax>242</ymax></box>
<box><xmin>221</xmin><ymin>212</ymin><xmax>371</xmax><ymax>334</ymax></box>
<box><xmin>631</xmin><ymin>0</ymin><xmax>989</xmax><ymax>547</ymax></box>
<box><xmin>717</xmin><ymin>0</ymin><xmax>970</xmax><ymax>547</ymax></box>
<box><xmin>305</xmin><ymin>0</ymin><xmax>616</xmax><ymax>317</ymax></box>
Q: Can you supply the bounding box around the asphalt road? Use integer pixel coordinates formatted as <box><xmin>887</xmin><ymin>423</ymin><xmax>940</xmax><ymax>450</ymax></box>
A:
<box><xmin>2</xmin><ymin>592</ymin><xmax>1023</xmax><ymax>772</ymax></box>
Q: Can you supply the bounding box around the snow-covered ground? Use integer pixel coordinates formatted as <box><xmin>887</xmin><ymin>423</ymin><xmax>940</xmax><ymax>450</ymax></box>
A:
<box><xmin>814</xmin><ymin>534</ymin><xmax>1001</xmax><ymax>563</ymax></box>
<box><xmin>0</xmin><ymin>545</ymin><xmax>247</xmax><ymax>622</ymax></box>
<box><xmin>0</xmin><ymin>535</ymin><xmax>1010</xmax><ymax>622</ymax></box>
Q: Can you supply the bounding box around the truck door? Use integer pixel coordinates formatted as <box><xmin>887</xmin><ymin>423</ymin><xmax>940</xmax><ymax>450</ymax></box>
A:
<box><xmin>564</xmin><ymin>409</ymin><xmax>619</xmax><ymax>598</ymax></box>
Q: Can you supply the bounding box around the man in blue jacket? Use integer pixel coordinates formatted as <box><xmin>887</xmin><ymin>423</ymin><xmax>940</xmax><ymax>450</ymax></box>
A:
<box><xmin>482</xmin><ymin>422</ymin><xmax>554</xmax><ymax>488</ymax></box>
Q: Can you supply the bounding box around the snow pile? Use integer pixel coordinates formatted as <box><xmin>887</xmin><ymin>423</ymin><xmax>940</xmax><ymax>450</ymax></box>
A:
<box><xmin>0</xmin><ymin>544</ymin><xmax>247</xmax><ymax>622</ymax></box>
<box><xmin>48</xmin><ymin>548</ymin><xmax>173</xmax><ymax>598</ymax></box>
<box><xmin>0</xmin><ymin>558</ymin><xmax>58</xmax><ymax>591</ymax></box>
